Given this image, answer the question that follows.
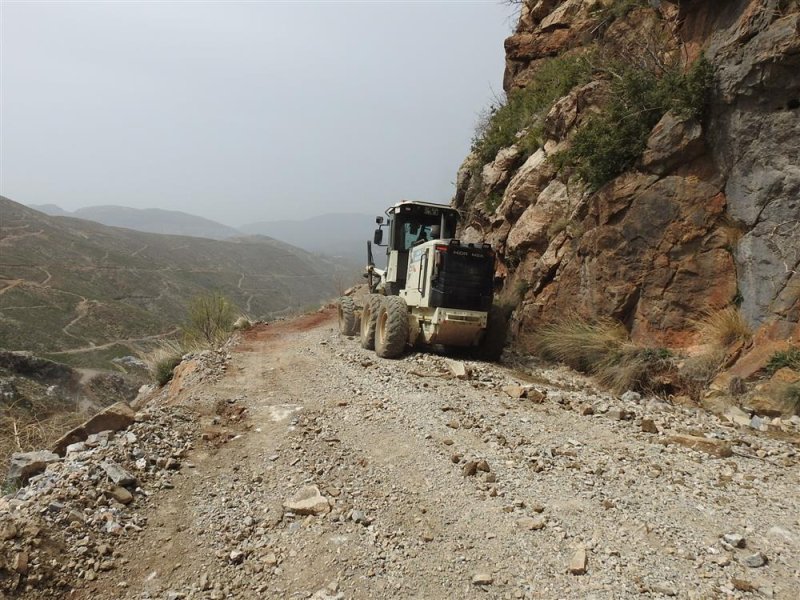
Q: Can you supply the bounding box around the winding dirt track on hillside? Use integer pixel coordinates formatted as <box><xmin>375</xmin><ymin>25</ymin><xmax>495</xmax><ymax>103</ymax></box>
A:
<box><xmin>71</xmin><ymin>310</ymin><xmax>800</xmax><ymax>600</ymax></box>
<box><xmin>47</xmin><ymin>327</ymin><xmax>181</xmax><ymax>355</ymax></box>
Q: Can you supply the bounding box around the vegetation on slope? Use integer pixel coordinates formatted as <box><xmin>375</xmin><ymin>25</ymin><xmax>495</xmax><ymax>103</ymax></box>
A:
<box><xmin>471</xmin><ymin>54</ymin><xmax>593</xmax><ymax>164</ymax></box>
<box><xmin>766</xmin><ymin>347</ymin><xmax>800</xmax><ymax>374</ymax></box>
<box><xmin>0</xmin><ymin>197</ymin><xmax>338</xmax><ymax>368</ymax></box>
<box><xmin>530</xmin><ymin>315</ymin><xmax>673</xmax><ymax>394</ymax></box>
<box><xmin>183</xmin><ymin>292</ymin><xmax>237</xmax><ymax>346</ymax></box>
<box><xmin>554</xmin><ymin>57</ymin><xmax>714</xmax><ymax>189</ymax></box>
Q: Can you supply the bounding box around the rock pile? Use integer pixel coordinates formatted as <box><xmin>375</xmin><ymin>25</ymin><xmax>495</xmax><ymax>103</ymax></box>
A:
<box><xmin>0</xmin><ymin>406</ymin><xmax>196</xmax><ymax>596</ymax></box>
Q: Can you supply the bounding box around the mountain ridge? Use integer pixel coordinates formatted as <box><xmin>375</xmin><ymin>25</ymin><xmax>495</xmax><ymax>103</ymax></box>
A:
<box><xmin>0</xmin><ymin>196</ymin><xmax>341</xmax><ymax>368</ymax></box>
<box><xmin>28</xmin><ymin>203</ymin><xmax>373</xmax><ymax>264</ymax></box>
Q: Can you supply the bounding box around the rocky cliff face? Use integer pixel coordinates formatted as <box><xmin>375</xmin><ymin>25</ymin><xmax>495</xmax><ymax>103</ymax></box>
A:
<box><xmin>454</xmin><ymin>0</ymin><xmax>800</xmax><ymax>348</ymax></box>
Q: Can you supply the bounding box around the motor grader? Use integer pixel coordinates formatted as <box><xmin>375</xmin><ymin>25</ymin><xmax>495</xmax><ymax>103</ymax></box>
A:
<box><xmin>337</xmin><ymin>200</ymin><xmax>505</xmax><ymax>359</ymax></box>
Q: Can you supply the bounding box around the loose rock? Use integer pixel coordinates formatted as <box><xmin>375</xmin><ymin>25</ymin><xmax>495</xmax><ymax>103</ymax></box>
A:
<box><xmin>569</xmin><ymin>547</ymin><xmax>587</xmax><ymax>575</ymax></box>
<box><xmin>283</xmin><ymin>485</ymin><xmax>331</xmax><ymax>516</ymax></box>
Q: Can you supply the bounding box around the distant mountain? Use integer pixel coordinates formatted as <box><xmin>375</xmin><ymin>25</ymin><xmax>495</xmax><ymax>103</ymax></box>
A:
<box><xmin>27</xmin><ymin>202</ymin><xmax>377</xmax><ymax>265</ymax></box>
<box><xmin>28</xmin><ymin>204</ymin><xmax>241</xmax><ymax>240</ymax></box>
<box><xmin>0</xmin><ymin>196</ymin><xmax>341</xmax><ymax>369</ymax></box>
<box><xmin>240</xmin><ymin>213</ymin><xmax>377</xmax><ymax>265</ymax></box>
<box><xmin>29</xmin><ymin>203</ymin><xmax>72</xmax><ymax>217</ymax></box>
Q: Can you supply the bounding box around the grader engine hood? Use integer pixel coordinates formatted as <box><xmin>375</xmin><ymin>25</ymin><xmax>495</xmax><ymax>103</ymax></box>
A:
<box><xmin>428</xmin><ymin>240</ymin><xmax>494</xmax><ymax>312</ymax></box>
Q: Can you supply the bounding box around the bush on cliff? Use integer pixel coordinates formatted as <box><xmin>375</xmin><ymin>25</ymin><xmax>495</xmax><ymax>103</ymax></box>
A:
<box><xmin>472</xmin><ymin>54</ymin><xmax>593</xmax><ymax>164</ymax></box>
<box><xmin>766</xmin><ymin>347</ymin><xmax>800</xmax><ymax>374</ymax></box>
<box><xmin>183</xmin><ymin>291</ymin><xmax>236</xmax><ymax>346</ymax></box>
<box><xmin>555</xmin><ymin>57</ymin><xmax>713</xmax><ymax>189</ymax></box>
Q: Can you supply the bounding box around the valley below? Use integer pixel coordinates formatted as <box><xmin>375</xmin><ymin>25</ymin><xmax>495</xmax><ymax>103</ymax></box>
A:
<box><xmin>2</xmin><ymin>309</ymin><xmax>798</xmax><ymax>599</ymax></box>
<box><xmin>0</xmin><ymin>197</ymin><xmax>345</xmax><ymax>369</ymax></box>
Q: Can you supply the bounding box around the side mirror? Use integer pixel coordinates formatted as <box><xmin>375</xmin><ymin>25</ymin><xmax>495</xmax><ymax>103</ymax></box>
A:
<box><xmin>375</xmin><ymin>216</ymin><xmax>384</xmax><ymax>224</ymax></box>
<box><xmin>373</xmin><ymin>229</ymin><xmax>383</xmax><ymax>245</ymax></box>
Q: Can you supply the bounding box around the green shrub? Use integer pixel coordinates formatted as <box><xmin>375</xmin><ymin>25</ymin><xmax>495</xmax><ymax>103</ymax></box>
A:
<box><xmin>765</xmin><ymin>347</ymin><xmax>800</xmax><ymax>374</ymax></box>
<box><xmin>556</xmin><ymin>57</ymin><xmax>714</xmax><ymax>190</ymax></box>
<box><xmin>1</xmin><ymin>480</ymin><xmax>20</xmax><ymax>495</ymax></box>
<box><xmin>183</xmin><ymin>291</ymin><xmax>236</xmax><ymax>346</ymax></box>
<box><xmin>141</xmin><ymin>340</ymin><xmax>186</xmax><ymax>386</ymax></box>
<box><xmin>594</xmin><ymin>0</ymin><xmax>648</xmax><ymax>23</ymax></box>
<box><xmin>154</xmin><ymin>356</ymin><xmax>182</xmax><ymax>386</ymax></box>
<box><xmin>484</xmin><ymin>191</ymin><xmax>504</xmax><ymax>214</ymax></box>
<box><xmin>472</xmin><ymin>54</ymin><xmax>593</xmax><ymax>164</ymax></box>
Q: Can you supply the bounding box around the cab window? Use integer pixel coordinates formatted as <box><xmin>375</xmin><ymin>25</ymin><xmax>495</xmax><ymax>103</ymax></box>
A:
<box><xmin>401</xmin><ymin>223</ymin><xmax>435</xmax><ymax>250</ymax></box>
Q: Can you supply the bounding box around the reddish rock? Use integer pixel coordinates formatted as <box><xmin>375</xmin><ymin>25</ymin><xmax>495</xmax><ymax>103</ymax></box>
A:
<box><xmin>771</xmin><ymin>368</ymin><xmax>800</xmax><ymax>384</ymax></box>
<box><xmin>505</xmin><ymin>28</ymin><xmax>576</xmax><ymax>61</ymax></box>
<box><xmin>168</xmin><ymin>359</ymin><xmax>198</xmax><ymax>396</ymax></box>
<box><xmin>506</xmin><ymin>180</ymin><xmax>572</xmax><ymax>256</ymax></box>
<box><xmin>512</xmin><ymin>170</ymin><xmax>737</xmax><ymax>348</ymax></box>
<box><xmin>728</xmin><ymin>341</ymin><xmax>791</xmax><ymax>381</ymax></box>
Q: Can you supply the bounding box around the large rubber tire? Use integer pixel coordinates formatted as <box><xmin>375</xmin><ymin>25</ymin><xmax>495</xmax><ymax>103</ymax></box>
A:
<box><xmin>360</xmin><ymin>294</ymin><xmax>382</xmax><ymax>350</ymax></box>
<box><xmin>472</xmin><ymin>305</ymin><xmax>509</xmax><ymax>362</ymax></box>
<box><xmin>337</xmin><ymin>296</ymin><xmax>358</xmax><ymax>336</ymax></box>
<box><xmin>375</xmin><ymin>296</ymin><xmax>409</xmax><ymax>359</ymax></box>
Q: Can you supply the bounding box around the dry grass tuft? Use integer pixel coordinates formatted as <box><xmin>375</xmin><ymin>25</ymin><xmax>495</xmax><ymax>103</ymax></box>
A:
<box><xmin>694</xmin><ymin>306</ymin><xmax>752</xmax><ymax>348</ymax></box>
<box><xmin>675</xmin><ymin>306</ymin><xmax>752</xmax><ymax>400</ymax></box>
<box><xmin>678</xmin><ymin>347</ymin><xmax>727</xmax><ymax>400</ymax></box>
<box><xmin>533</xmin><ymin>316</ymin><xmax>628</xmax><ymax>372</ymax></box>
<box><xmin>232</xmin><ymin>315</ymin><xmax>253</xmax><ymax>331</ymax></box>
<box><xmin>531</xmin><ymin>315</ymin><xmax>673</xmax><ymax>393</ymax></box>
<box><xmin>1</xmin><ymin>397</ymin><xmax>85</xmax><ymax>474</ymax></box>
<box><xmin>140</xmin><ymin>339</ymin><xmax>188</xmax><ymax>386</ymax></box>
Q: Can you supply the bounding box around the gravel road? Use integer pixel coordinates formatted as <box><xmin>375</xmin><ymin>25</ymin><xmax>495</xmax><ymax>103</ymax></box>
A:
<box><xmin>39</xmin><ymin>310</ymin><xmax>800</xmax><ymax>599</ymax></box>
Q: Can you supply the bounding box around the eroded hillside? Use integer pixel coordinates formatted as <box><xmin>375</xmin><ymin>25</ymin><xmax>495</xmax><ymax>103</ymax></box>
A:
<box><xmin>0</xmin><ymin>197</ymin><xmax>340</xmax><ymax>367</ymax></box>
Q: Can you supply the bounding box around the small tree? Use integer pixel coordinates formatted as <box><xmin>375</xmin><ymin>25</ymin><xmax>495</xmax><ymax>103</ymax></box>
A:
<box><xmin>184</xmin><ymin>291</ymin><xmax>236</xmax><ymax>346</ymax></box>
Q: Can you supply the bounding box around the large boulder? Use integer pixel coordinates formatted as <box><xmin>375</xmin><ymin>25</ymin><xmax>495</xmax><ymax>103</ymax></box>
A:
<box><xmin>506</xmin><ymin>180</ymin><xmax>571</xmax><ymax>256</ymax></box>
<box><xmin>642</xmin><ymin>111</ymin><xmax>704</xmax><ymax>175</ymax></box>
<box><xmin>503</xmin><ymin>0</ymin><xmax>600</xmax><ymax>92</ymax></box>
<box><xmin>52</xmin><ymin>402</ymin><xmax>136</xmax><ymax>456</ymax></box>
<box><xmin>481</xmin><ymin>146</ymin><xmax>523</xmax><ymax>193</ymax></box>
<box><xmin>496</xmin><ymin>149</ymin><xmax>553</xmax><ymax>221</ymax></box>
<box><xmin>517</xmin><ymin>171</ymin><xmax>738</xmax><ymax>347</ymax></box>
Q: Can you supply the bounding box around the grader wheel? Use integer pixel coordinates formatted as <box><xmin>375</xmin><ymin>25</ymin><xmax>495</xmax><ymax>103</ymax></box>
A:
<box><xmin>359</xmin><ymin>294</ymin><xmax>382</xmax><ymax>350</ymax></box>
<box><xmin>375</xmin><ymin>296</ymin><xmax>409</xmax><ymax>359</ymax></box>
<box><xmin>337</xmin><ymin>296</ymin><xmax>358</xmax><ymax>336</ymax></box>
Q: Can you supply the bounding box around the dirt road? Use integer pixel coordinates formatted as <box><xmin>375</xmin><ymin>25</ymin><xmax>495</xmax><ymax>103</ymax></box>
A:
<box><xmin>70</xmin><ymin>310</ymin><xmax>799</xmax><ymax>599</ymax></box>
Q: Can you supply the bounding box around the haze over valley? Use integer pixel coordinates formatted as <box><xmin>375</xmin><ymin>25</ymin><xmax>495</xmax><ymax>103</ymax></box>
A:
<box><xmin>0</xmin><ymin>196</ymin><xmax>342</xmax><ymax>368</ymax></box>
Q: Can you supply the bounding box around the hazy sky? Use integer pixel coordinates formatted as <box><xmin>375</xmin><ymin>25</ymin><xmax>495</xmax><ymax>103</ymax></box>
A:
<box><xmin>1</xmin><ymin>0</ymin><xmax>513</xmax><ymax>225</ymax></box>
